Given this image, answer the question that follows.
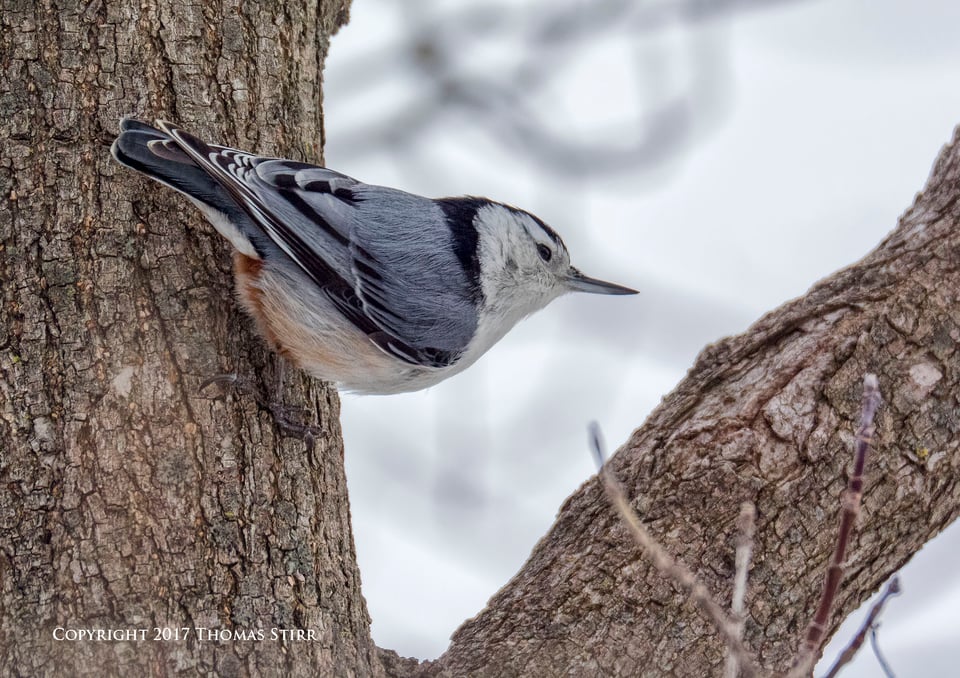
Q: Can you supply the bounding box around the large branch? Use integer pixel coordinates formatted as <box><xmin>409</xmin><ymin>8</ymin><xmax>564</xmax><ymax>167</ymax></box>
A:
<box><xmin>397</xmin><ymin>129</ymin><xmax>960</xmax><ymax>676</ymax></box>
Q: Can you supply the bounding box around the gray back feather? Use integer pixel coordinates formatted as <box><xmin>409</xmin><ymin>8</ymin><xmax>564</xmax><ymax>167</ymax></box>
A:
<box><xmin>154</xmin><ymin>121</ymin><xmax>480</xmax><ymax>366</ymax></box>
<box><xmin>254</xmin><ymin>170</ymin><xmax>480</xmax><ymax>354</ymax></box>
<box><xmin>347</xmin><ymin>185</ymin><xmax>479</xmax><ymax>352</ymax></box>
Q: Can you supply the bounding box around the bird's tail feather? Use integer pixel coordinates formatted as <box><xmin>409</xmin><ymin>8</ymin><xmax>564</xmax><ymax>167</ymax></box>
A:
<box><xmin>111</xmin><ymin>118</ymin><xmax>238</xmax><ymax>217</ymax></box>
<box><xmin>111</xmin><ymin>118</ymin><xmax>266</xmax><ymax>257</ymax></box>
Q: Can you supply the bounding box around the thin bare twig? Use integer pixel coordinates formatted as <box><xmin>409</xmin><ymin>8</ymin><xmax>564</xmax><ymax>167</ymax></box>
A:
<box><xmin>821</xmin><ymin>576</ymin><xmax>901</xmax><ymax>678</ymax></box>
<box><xmin>869</xmin><ymin>620</ymin><xmax>897</xmax><ymax>678</ymax></box>
<box><xmin>589</xmin><ymin>423</ymin><xmax>761</xmax><ymax>678</ymax></box>
<box><xmin>788</xmin><ymin>374</ymin><xmax>882</xmax><ymax>677</ymax></box>
<box><xmin>725</xmin><ymin>502</ymin><xmax>757</xmax><ymax>678</ymax></box>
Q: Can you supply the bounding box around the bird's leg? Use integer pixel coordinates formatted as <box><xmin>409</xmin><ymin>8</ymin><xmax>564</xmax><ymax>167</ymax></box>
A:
<box><xmin>267</xmin><ymin>357</ymin><xmax>320</xmax><ymax>450</ymax></box>
<box><xmin>199</xmin><ymin>372</ymin><xmax>250</xmax><ymax>395</ymax></box>
<box><xmin>199</xmin><ymin>364</ymin><xmax>320</xmax><ymax>450</ymax></box>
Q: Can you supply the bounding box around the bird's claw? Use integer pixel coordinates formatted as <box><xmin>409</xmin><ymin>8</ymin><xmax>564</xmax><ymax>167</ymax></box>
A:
<box><xmin>199</xmin><ymin>372</ymin><xmax>320</xmax><ymax>450</ymax></box>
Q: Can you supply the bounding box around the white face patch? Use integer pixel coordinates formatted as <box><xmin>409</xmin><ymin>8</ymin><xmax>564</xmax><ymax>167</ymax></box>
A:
<box><xmin>474</xmin><ymin>204</ymin><xmax>521</xmax><ymax>282</ymax></box>
<box><xmin>467</xmin><ymin>203</ymin><xmax>567</xmax><ymax>358</ymax></box>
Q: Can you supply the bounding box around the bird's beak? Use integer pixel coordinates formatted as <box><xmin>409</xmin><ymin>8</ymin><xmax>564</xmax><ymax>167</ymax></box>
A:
<box><xmin>564</xmin><ymin>267</ymin><xmax>638</xmax><ymax>295</ymax></box>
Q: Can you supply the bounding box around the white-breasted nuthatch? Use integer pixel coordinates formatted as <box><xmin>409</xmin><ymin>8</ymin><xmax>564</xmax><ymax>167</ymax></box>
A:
<box><xmin>111</xmin><ymin>119</ymin><xmax>637</xmax><ymax>394</ymax></box>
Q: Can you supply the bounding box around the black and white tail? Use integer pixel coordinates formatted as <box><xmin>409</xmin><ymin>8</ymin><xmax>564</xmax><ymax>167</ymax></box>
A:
<box><xmin>110</xmin><ymin>118</ymin><xmax>262</xmax><ymax>258</ymax></box>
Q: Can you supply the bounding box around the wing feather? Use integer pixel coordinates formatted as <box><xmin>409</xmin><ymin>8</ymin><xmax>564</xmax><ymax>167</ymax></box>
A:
<box><xmin>158</xmin><ymin>121</ymin><xmax>477</xmax><ymax>368</ymax></box>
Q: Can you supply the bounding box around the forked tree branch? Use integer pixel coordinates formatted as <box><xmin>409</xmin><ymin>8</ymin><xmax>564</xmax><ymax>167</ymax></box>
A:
<box><xmin>408</xmin><ymin>126</ymin><xmax>960</xmax><ymax>678</ymax></box>
<box><xmin>822</xmin><ymin>576</ymin><xmax>901</xmax><ymax>678</ymax></box>
<box><xmin>590</xmin><ymin>375</ymin><xmax>884</xmax><ymax>678</ymax></box>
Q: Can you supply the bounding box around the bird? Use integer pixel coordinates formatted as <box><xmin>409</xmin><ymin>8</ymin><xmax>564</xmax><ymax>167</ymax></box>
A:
<box><xmin>111</xmin><ymin>119</ymin><xmax>637</xmax><ymax>395</ymax></box>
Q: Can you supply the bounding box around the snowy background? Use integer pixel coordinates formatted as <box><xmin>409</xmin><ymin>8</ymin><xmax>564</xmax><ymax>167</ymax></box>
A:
<box><xmin>321</xmin><ymin>0</ymin><xmax>960</xmax><ymax>674</ymax></box>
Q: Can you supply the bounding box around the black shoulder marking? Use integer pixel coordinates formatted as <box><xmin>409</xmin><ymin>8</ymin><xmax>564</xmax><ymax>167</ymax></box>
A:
<box><xmin>436</xmin><ymin>196</ymin><xmax>484</xmax><ymax>304</ymax></box>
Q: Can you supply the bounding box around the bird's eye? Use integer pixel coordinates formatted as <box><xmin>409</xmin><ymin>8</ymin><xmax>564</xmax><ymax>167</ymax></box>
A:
<box><xmin>537</xmin><ymin>243</ymin><xmax>552</xmax><ymax>262</ymax></box>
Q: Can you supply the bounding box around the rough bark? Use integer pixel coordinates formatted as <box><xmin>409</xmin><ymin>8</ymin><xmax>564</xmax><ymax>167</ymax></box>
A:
<box><xmin>405</xmin><ymin>132</ymin><xmax>960</xmax><ymax>677</ymax></box>
<box><xmin>0</xmin><ymin>1</ymin><xmax>380</xmax><ymax>676</ymax></box>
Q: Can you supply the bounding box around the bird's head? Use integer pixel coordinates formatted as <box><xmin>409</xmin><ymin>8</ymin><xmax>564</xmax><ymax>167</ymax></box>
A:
<box><xmin>471</xmin><ymin>201</ymin><xmax>637</xmax><ymax>316</ymax></box>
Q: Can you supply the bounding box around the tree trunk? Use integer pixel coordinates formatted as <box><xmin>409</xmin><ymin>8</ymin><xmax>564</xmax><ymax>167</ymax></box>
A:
<box><xmin>402</xmin><ymin>130</ymin><xmax>960</xmax><ymax>677</ymax></box>
<box><xmin>4</xmin><ymin>1</ymin><xmax>960</xmax><ymax>676</ymax></box>
<box><xmin>0</xmin><ymin>1</ymin><xmax>381</xmax><ymax>676</ymax></box>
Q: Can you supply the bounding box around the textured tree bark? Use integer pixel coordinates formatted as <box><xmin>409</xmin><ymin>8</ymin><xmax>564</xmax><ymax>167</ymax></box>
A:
<box><xmin>403</xmin><ymin>133</ymin><xmax>960</xmax><ymax>677</ymax></box>
<box><xmin>0</xmin><ymin>1</ymin><xmax>383</xmax><ymax>676</ymax></box>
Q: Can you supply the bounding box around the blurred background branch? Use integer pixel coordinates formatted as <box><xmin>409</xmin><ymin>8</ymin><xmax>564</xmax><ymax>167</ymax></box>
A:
<box><xmin>329</xmin><ymin>0</ymin><xmax>803</xmax><ymax>177</ymax></box>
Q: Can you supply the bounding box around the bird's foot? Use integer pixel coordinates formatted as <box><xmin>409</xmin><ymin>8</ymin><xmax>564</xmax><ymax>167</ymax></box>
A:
<box><xmin>200</xmin><ymin>372</ymin><xmax>320</xmax><ymax>451</ymax></box>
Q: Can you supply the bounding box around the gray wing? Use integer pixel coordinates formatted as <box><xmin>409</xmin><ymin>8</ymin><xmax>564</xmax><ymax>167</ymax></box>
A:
<box><xmin>344</xmin><ymin>186</ymin><xmax>481</xmax><ymax>366</ymax></box>
<box><xmin>159</xmin><ymin>122</ymin><xmax>477</xmax><ymax>368</ymax></box>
